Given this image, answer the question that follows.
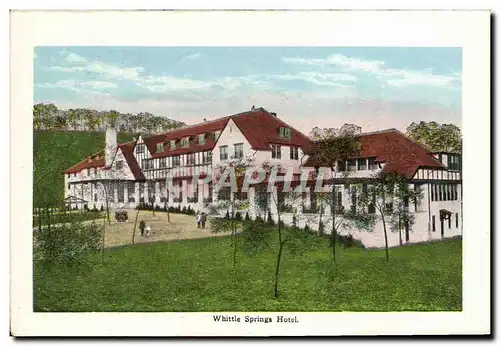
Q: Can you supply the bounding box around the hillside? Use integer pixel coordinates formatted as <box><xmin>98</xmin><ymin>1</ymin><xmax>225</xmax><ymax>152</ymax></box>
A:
<box><xmin>33</xmin><ymin>130</ymin><xmax>136</xmax><ymax>207</ymax></box>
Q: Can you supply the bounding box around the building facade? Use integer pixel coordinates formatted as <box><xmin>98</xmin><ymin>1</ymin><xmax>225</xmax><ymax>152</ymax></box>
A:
<box><xmin>64</xmin><ymin>107</ymin><xmax>462</xmax><ymax>248</ymax></box>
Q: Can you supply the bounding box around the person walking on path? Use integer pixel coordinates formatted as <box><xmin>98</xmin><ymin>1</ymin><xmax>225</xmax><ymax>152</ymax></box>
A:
<box><xmin>139</xmin><ymin>220</ymin><xmax>146</xmax><ymax>236</ymax></box>
<box><xmin>196</xmin><ymin>212</ymin><xmax>202</xmax><ymax>228</ymax></box>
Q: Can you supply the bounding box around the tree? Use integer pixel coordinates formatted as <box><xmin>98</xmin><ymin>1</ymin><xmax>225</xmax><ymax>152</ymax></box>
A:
<box><xmin>103</xmin><ymin>110</ymin><xmax>120</xmax><ymax>128</ymax></box>
<box><xmin>209</xmin><ymin>153</ymin><xmax>254</xmax><ymax>272</ymax></box>
<box><xmin>358</xmin><ymin>172</ymin><xmax>422</xmax><ymax>262</ymax></box>
<box><xmin>250</xmin><ymin>171</ymin><xmax>320</xmax><ymax>298</ymax></box>
<box><xmin>33</xmin><ymin>103</ymin><xmax>58</xmax><ymax>130</ymax></box>
<box><xmin>67</xmin><ymin>109</ymin><xmax>80</xmax><ymax>131</ymax></box>
<box><xmin>406</xmin><ymin>121</ymin><xmax>462</xmax><ymax>153</ymax></box>
<box><xmin>307</xmin><ymin>123</ymin><xmax>362</xmax><ymax>264</ymax></box>
<box><xmin>83</xmin><ymin>109</ymin><xmax>100</xmax><ymax>131</ymax></box>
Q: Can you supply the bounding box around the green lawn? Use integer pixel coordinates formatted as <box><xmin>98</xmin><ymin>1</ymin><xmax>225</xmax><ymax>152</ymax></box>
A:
<box><xmin>33</xmin><ymin>235</ymin><xmax>462</xmax><ymax>312</ymax></box>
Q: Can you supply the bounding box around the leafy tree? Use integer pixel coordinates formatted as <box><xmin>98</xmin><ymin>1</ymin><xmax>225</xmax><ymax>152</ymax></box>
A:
<box><xmin>33</xmin><ymin>103</ymin><xmax>58</xmax><ymax>130</ymax></box>
<box><xmin>406</xmin><ymin>121</ymin><xmax>462</xmax><ymax>153</ymax></box>
<box><xmin>357</xmin><ymin>172</ymin><xmax>423</xmax><ymax>262</ymax></box>
<box><xmin>307</xmin><ymin>123</ymin><xmax>362</xmax><ymax>264</ymax></box>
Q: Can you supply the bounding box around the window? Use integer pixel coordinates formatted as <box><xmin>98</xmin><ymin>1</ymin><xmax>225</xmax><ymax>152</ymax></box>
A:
<box><xmin>448</xmin><ymin>154</ymin><xmax>460</xmax><ymax>171</ymax></box>
<box><xmin>73</xmin><ymin>173</ymin><xmax>76</xmax><ymax>177</ymax></box>
<box><xmin>456</xmin><ymin>213</ymin><xmax>459</xmax><ymax>228</ymax></box>
<box><xmin>448</xmin><ymin>214</ymin><xmax>452</xmax><ymax>228</ymax></box>
<box><xmin>142</xmin><ymin>159</ymin><xmax>153</xmax><ymax>170</ymax></box>
<box><xmin>115</xmin><ymin>160</ymin><xmax>123</xmax><ymax>170</ymax></box>
<box><xmin>447</xmin><ymin>185</ymin><xmax>451</xmax><ymax>201</ymax></box>
<box><xmin>290</xmin><ymin>147</ymin><xmax>299</xmax><ymax>160</ymax></box>
<box><xmin>271</xmin><ymin>145</ymin><xmax>281</xmax><ymax>159</ymax></box>
<box><xmin>156</xmin><ymin>142</ymin><xmax>164</xmax><ymax>153</ymax></box>
<box><xmin>172</xmin><ymin>156</ymin><xmax>180</xmax><ymax>167</ymax></box>
<box><xmin>438</xmin><ymin>184</ymin><xmax>443</xmax><ymax>201</ymax></box>
<box><xmin>279</xmin><ymin>127</ymin><xmax>291</xmax><ymax>139</ymax></box>
<box><xmin>347</xmin><ymin>159</ymin><xmax>357</xmax><ymax>171</ymax></box>
<box><xmin>220</xmin><ymin>146</ymin><xmax>228</xmax><ymax>160</ymax></box>
<box><xmin>187</xmin><ymin>153</ymin><xmax>196</xmax><ymax>165</ymax></box>
<box><xmin>203</xmin><ymin>151</ymin><xmax>212</xmax><ymax>164</ymax></box>
<box><xmin>431</xmin><ymin>184</ymin><xmax>435</xmax><ymax>201</ymax></box>
<box><xmin>181</xmin><ymin>137</ymin><xmax>190</xmax><ymax>148</ymax></box>
<box><xmin>234</xmin><ymin>143</ymin><xmax>243</xmax><ymax>159</ymax></box>
<box><xmin>350</xmin><ymin>187</ymin><xmax>357</xmax><ymax>214</ymax></box>
<box><xmin>67</xmin><ymin>174</ymin><xmax>70</xmax><ymax>179</ymax></box>
<box><xmin>94</xmin><ymin>193</ymin><xmax>97</xmax><ymax>202</ymax></box>
<box><xmin>170</xmin><ymin>140</ymin><xmax>176</xmax><ymax>150</ymax></box>
<box><xmin>338</xmin><ymin>161</ymin><xmax>346</xmax><ymax>172</ymax></box>
<box><xmin>213</xmin><ymin>131</ymin><xmax>221</xmax><ymax>141</ymax></box>
<box><xmin>117</xmin><ymin>182</ymin><xmax>125</xmax><ymax>203</ymax></box>
<box><xmin>198</xmin><ymin>134</ymin><xmax>206</xmax><ymax>144</ymax></box>
<box><xmin>159</xmin><ymin>158</ymin><xmax>167</xmax><ymax>168</ymax></box>
<box><xmin>136</xmin><ymin>144</ymin><xmax>145</xmax><ymax>154</ymax></box>
<box><xmin>414</xmin><ymin>184</ymin><xmax>421</xmax><ymax>211</ymax></box>
<box><xmin>128</xmin><ymin>182</ymin><xmax>135</xmax><ymax>202</ymax></box>
<box><xmin>67</xmin><ymin>184</ymin><xmax>70</xmax><ymax>190</ymax></box>
<box><xmin>368</xmin><ymin>157</ymin><xmax>378</xmax><ymax>170</ymax></box>
<box><xmin>432</xmin><ymin>215</ymin><xmax>436</xmax><ymax>232</ymax></box>
<box><xmin>218</xmin><ymin>187</ymin><xmax>231</xmax><ymax>201</ymax></box>
<box><xmin>357</xmin><ymin>158</ymin><xmax>367</xmax><ymax>170</ymax></box>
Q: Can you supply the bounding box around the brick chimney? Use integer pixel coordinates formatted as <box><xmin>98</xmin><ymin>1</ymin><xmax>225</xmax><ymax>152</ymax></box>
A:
<box><xmin>105</xmin><ymin>127</ymin><xmax>117</xmax><ymax>167</ymax></box>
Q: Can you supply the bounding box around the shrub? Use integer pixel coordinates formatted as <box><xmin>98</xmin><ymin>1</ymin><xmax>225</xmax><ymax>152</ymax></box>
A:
<box><xmin>34</xmin><ymin>221</ymin><xmax>103</xmax><ymax>268</ymax></box>
<box><xmin>154</xmin><ymin>205</ymin><xmax>161</xmax><ymax>211</ymax></box>
<box><xmin>266</xmin><ymin>210</ymin><xmax>274</xmax><ymax>225</ymax></box>
<box><xmin>337</xmin><ymin>234</ymin><xmax>361</xmax><ymax>248</ymax></box>
<box><xmin>292</xmin><ymin>214</ymin><xmax>297</xmax><ymax>229</ymax></box>
<box><xmin>234</xmin><ymin>211</ymin><xmax>242</xmax><ymax>221</ymax></box>
<box><xmin>187</xmin><ymin>205</ymin><xmax>192</xmax><ymax>215</ymax></box>
<box><xmin>304</xmin><ymin>223</ymin><xmax>311</xmax><ymax>233</ymax></box>
<box><xmin>225</xmin><ymin>209</ymin><xmax>230</xmax><ymax>219</ymax></box>
<box><xmin>244</xmin><ymin>212</ymin><xmax>251</xmax><ymax>222</ymax></box>
<box><xmin>100</xmin><ymin>205</ymin><xmax>104</xmax><ymax>212</ymax></box>
<box><xmin>182</xmin><ymin>206</ymin><xmax>187</xmax><ymax>214</ymax></box>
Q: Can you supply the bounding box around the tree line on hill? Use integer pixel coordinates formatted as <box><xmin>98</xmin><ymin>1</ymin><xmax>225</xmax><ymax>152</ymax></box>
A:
<box><xmin>33</xmin><ymin>103</ymin><xmax>186</xmax><ymax>134</ymax></box>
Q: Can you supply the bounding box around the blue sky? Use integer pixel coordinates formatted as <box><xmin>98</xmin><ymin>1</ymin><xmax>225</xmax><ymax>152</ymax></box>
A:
<box><xmin>34</xmin><ymin>46</ymin><xmax>462</xmax><ymax>132</ymax></box>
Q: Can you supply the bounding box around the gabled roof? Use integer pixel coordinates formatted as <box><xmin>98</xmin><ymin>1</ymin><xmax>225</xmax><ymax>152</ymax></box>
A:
<box><xmin>304</xmin><ymin>129</ymin><xmax>445</xmax><ymax>179</ymax></box>
<box><xmin>64</xmin><ymin>141</ymin><xmax>146</xmax><ymax>180</ymax></box>
<box><xmin>119</xmin><ymin>141</ymin><xmax>146</xmax><ymax>181</ymax></box>
<box><xmin>142</xmin><ymin>107</ymin><xmax>313</xmax><ymax>157</ymax></box>
<box><xmin>231</xmin><ymin>108</ymin><xmax>314</xmax><ymax>151</ymax></box>
<box><xmin>142</xmin><ymin>117</ymin><xmax>230</xmax><ymax>156</ymax></box>
<box><xmin>65</xmin><ymin>150</ymin><xmax>105</xmax><ymax>174</ymax></box>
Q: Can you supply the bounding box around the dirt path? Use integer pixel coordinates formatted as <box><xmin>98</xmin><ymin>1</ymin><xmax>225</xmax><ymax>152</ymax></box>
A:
<box><xmin>102</xmin><ymin>211</ymin><xmax>229</xmax><ymax>248</ymax></box>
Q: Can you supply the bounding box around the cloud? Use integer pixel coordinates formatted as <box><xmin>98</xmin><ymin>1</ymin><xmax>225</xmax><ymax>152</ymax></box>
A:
<box><xmin>283</xmin><ymin>53</ymin><xmax>461</xmax><ymax>88</ymax></box>
<box><xmin>36</xmin><ymin>79</ymin><xmax>116</xmax><ymax>94</ymax></box>
<box><xmin>271</xmin><ymin>72</ymin><xmax>357</xmax><ymax>87</ymax></box>
<box><xmin>181</xmin><ymin>52</ymin><xmax>201</xmax><ymax>61</ymax></box>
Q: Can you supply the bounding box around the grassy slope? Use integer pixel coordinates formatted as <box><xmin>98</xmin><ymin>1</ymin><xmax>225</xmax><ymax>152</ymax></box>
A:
<box><xmin>33</xmin><ymin>131</ymin><xmax>135</xmax><ymax>206</ymax></box>
<box><xmin>34</xmin><ymin>236</ymin><xmax>462</xmax><ymax>312</ymax></box>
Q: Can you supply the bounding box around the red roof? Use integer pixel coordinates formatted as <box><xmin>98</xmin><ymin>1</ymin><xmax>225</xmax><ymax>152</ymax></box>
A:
<box><xmin>119</xmin><ymin>142</ymin><xmax>146</xmax><ymax>181</ymax></box>
<box><xmin>304</xmin><ymin>129</ymin><xmax>445</xmax><ymax>179</ymax></box>
<box><xmin>65</xmin><ymin>141</ymin><xmax>146</xmax><ymax>180</ymax></box>
<box><xmin>142</xmin><ymin>108</ymin><xmax>314</xmax><ymax>158</ymax></box>
<box><xmin>231</xmin><ymin>108</ymin><xmax>314</xmax><ymax>151</ymax></box>
<box><xmin>65</xmin><ymin>150</ymin><xmax>105</xmax><ymax>174</ymax></box>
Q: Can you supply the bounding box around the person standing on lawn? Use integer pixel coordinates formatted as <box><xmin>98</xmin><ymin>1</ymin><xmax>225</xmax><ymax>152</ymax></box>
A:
<box><xmin>201</xmin><ymin>212</ymin><xmax>207</xmax><ymax>229</ymax></box>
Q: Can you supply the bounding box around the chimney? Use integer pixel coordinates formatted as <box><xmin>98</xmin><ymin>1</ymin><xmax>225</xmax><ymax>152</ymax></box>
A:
<box><xmin>105</xmin><ymin>127</ymin><xmax>117</xmax><ymax>167</ymax></box>
<box><xmin>270</xmin><ymin>112</ymin><xmax>277</xmax><ymax>117</ymax></box>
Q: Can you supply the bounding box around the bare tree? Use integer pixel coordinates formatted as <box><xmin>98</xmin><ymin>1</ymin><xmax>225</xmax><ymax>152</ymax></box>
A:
<box><xmin>357</xmin><ymin>172</ymin><xmax>423</xmax><ymax>262</ymax></box>
<box><xmin>307</xmin><ymin>124</ymin><xmax>362</xmax><ymax>264</ymax></box>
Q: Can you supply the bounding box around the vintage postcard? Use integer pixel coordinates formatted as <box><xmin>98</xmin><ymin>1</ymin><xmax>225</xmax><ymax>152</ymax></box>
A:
<box><xmin>10</xmin><ymin>10</ymin><xmax>490</xmax><ymax>337</ymax></box>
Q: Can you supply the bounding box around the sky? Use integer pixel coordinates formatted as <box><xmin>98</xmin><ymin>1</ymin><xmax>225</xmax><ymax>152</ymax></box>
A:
<box><xmin>34</xmin><ymin>46</ymin><xmax>462</xmax><ymax>133</ymax></box>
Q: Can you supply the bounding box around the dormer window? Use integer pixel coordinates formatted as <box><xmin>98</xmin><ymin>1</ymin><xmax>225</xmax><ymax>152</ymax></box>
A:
<box><xmin>198</xmin><ymin>133</ymin><xmax>206</xmax><ymax>145</ymax></box>
<box><xmin>279</xmin><ymin>127</ymin><xmax>291</xmax><ymax>140</ymax></box>
<box><xmin>116</xmin><ymin>161</ymin><xmax>123</xmax><ymax>170</ymax></box>
<box><xmin>181</xmin><ymin>137</ymin><xmax>190</xmax><ymax>148</ymax></box>
<box><xmin>170</xmin><ymin>140</ymin><xmax>176</xmax><ymax>150</ymax></box>
<box><xmin>156</xmin><ymin>142</ymin><xmax>164</xmax><ymax>153</ymax></box>
<box><xmin>213</xmin><ymin>130</ymin><xmax>221</xmax><ymax>141</ymax></box>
